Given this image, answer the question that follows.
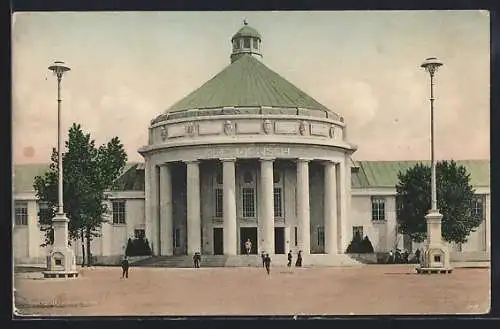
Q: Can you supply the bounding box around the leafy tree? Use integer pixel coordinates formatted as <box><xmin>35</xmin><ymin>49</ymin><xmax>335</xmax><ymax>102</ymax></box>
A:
<box><xmin>33</xmin><ymin>123</ymin><xmax>127</xmax><ymax>266</ymax></box>
<box><xmin>396</xmin><ymin>161</ymin><xmax>481</xmax><ymax>244</ymax></box>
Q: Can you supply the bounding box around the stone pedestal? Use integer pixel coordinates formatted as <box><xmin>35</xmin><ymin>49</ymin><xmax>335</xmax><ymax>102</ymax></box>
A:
<box><xmin>416</xmin><ymin>210</ymin><xmax>452</xmax><ymax>274</ymax></box>
<box><xmin>43</xmin><ymin>213</ymin><xmax>78</xmax><ymax>278</ymax></box>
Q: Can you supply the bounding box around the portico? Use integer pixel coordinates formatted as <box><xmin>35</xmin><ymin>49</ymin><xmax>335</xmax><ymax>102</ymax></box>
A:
<box><xmin>144</xmin><ymin>144</ymin><xmax>351</xmax><ymax>256</ymax></box>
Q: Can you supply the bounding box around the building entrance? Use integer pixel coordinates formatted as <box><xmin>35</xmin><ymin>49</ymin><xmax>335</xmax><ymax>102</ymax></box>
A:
<box><xmin>213</xmin><ymin>228</ymin><xmax>223</xmax><ymax>255</ymax></box>
<box><xmin>274</xmin><ymin>227</ymin><xmax>285</xmax><ymax>254</ymax></box>
<box><xmin>240</xmin><ymin>227</ymin><xmax>258</xmax><ymax>254</ymax></box>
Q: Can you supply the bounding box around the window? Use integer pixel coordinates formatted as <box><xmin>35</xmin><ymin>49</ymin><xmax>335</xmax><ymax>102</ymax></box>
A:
<box><xmin>244</xmin><ymin>37</ymin><xmax>251</xmax><ymax>48</ymax></box>
<box><xmin>353</xmin><ymin>226</ymin><xmax>363</xmax><ymax>239</ymax></box>
<box><xmin>472</xmin><ymin>196</ymin><xmax>484</xmax><ymax>220</ymax></box>
<box><xmin>242</xmin><ymin>187</ymin><xmax>255</xmax><ymax>218</ymax></box>
<box><xmin>371</xmin><ymin>197</ymin><xmax>386</xmax><ymax>221</ymax></box>
<box><xmin>294</xmin><ymin>227</ymin><xmax>298</xmax><ymax>246</ymax></box>
<box><xmin>317</xmin><ymin>226</ymin><xmax>325</xmax><ymax>246</ymax></box>
<box><xmin>174</xmin><ymin>228</ymin><xmax>181</xmax><ymax>247</ymax></box>
<box><xmin>253</xmin><ymin>38</ymin><xmax>259</xmax><ymax>49</ymax></box>
<box><xmin>112</xmin><ymin>200</ymin><xmax>126</xmax><ymax>224</ymax></box>
<box><xmin>134</xmin><ymin>229</ymin><xmax>145</xmax><ymax>240</ymax></box>
<box><xmin>14</xmin><ymin>202</ymin><xmax>28</xmax><ymax>226</ymax></box>
<box><xmin>233</xmin><ymin>39</ymin><xmax>239</xmax><ymax>50</ymax></box>
<box><xmin>215</xmin><ymin>188</ymin><xmax>223</xmax><ymax>218</ymax></box>
<box><xmin>274</xmin><ymin>187</ymin><xmax>283</xmax><ymax>217</ymax></box>
<box><xmin>273</xmin><ymin>169</ymin><xmax>283</xmax><ymax>218</ymax></box>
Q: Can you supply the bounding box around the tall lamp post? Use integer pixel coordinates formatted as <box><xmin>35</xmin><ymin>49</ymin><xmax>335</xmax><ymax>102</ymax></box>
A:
<box><xmin>43</xmin><ymin>61</ymin><xmax>78</xmax><ymax>279</ymax></box>
<box><xmin>417</xmin><ymin>57</ymin><xmax>452</xmax><ymax>274</ymax></box>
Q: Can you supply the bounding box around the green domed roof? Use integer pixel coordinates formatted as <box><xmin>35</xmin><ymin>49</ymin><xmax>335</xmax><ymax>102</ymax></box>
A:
<box><xmin>161</xmin><ymin>55</ymin><xmax>335</xmax><ymax>115</ymax></box>
<box><xmin>232</xmin><ymin>25</ymin><xmax>261</xmax><ymax>40</ymax></box>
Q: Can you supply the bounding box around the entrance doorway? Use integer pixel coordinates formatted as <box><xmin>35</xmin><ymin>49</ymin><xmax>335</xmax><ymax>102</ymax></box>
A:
<box><xmin>240</xmin><ymin>227</ymin><xmax>258</xmax><ymax>254</ymax></box>
<box><xmin>213</xmin><ymin>228</ymin><xmax>223</xmax><ymax>255</ymax></box>
<box><xmin>274</xmin><ymin>227</ymin><xmax>285</xmax><ymax>254</ymax></box>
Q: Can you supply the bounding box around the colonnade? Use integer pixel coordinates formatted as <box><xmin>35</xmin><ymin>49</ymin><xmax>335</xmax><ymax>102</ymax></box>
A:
<box><xmin>144</xmin><ymin>158</ymin><xmax>348</xmax><ymax>256</ymax></box>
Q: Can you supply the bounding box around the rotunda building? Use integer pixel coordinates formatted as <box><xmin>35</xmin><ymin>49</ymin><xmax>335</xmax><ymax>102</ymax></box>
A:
<box><xmin>138</xmin><ymin>22</ymin><xmax>357</xmax><ymax>258</ymax></box>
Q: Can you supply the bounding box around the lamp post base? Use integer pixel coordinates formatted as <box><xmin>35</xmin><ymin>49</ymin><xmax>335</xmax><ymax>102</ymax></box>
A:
<box><xmin>43</xmin><ymin>213</ymin><xmax>78</xmax><ymax>279</ymax></box>
<box><xmin>415</xmin><ymin>210</ymin><xmax>453</xmax><ymax>275</ymax></box>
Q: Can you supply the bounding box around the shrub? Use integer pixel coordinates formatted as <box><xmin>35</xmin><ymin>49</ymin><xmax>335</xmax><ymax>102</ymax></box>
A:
<box><xmin>346</xmin><ymin>233</ymin><xmax>374</xmax><ymax>254</ymax></box>
<box><xmin>125</xmin><ymin>237</ymin><xmax>152</xmax><ymax>257</ymax></box>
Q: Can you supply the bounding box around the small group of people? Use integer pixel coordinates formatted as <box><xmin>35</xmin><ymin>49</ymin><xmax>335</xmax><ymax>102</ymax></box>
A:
<box><xmin>387</xmin><ymin>248</ymin><xmax>421</xmax><ymax>264</ymax></box>
<box><xmin>259</xmin><ymin>250</ymin><xmax>303</xmax><ymax>275</ymax></box>
<box><xmin>287</xmin><ymin>250</ymin><xmax>303</xmax><ymax>268</ymax></box>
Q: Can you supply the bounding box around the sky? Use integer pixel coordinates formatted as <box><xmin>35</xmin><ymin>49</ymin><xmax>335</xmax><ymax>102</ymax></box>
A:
<box><xmin>12</xmin><ymin>11</ymin><xmax>490</xmax><ymax>164</ymax></box>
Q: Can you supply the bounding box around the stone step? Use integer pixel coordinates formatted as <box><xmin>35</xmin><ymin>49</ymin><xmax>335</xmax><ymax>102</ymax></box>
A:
<box><xmin>132</xmin><ymin>254</ymin><xmax>364</xmax><ymax>268</ymax></box>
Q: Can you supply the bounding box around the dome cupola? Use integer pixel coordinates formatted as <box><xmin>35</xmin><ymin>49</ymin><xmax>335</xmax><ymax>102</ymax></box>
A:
<box><xmin>230</xmin><ymin>20</ymin><xmax>262</xmax><ymax>63</ymax></box>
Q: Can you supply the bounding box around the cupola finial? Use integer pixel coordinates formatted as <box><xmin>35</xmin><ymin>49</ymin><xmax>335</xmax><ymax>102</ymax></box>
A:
<box><xmin>243</xmin><ymin>19</ymin><xmax>248</xmax><ymax>26</ymax></box>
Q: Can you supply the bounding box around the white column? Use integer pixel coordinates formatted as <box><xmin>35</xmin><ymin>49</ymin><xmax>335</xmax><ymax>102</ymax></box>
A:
<box><xmin>339</xmin><ymin>159</ymin><xmax>350</xmax><ymax>253</ymax></box>
<box><xmin>324</xmin><ymin>161</ymin><xmax>337</xmax><ymax>254</ymax></box>
<box><xmin>260</xmin><ymin>158</ymin><xmax>275</xmax><ymax>254</ymax></box>
<box><xmin>144</xmin><ymin>161</ymin><xmax>160</xmax><ymax>255</ymax></box>
<box><xmin>160</xmin><ymin>163</ymin><xmax>174</xmax><ymax>256</ymax></box>
<box><xmin>485</xmin><ymin>194</ymin><xmax>491</xmax><ymax>253</ymax></box>
<box><xmin>186</xmin><ymin>160</ymin><xmax>201</xmax><ymax>255</ymax></box>
<box><xmin>222</xmin><ymin>158</ymin><xmax>237</xmax><ymax>255</ymax></box>
<box><xmin>296</xmin><ymin>159</ymin><xmax>311</xmax><ymax>254</ymax></box>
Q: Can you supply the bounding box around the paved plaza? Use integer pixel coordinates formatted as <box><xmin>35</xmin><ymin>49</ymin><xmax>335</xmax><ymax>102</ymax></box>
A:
<box><xmin>14</xmin><ymin>265</ymin><xmax>490</xmax><ymax>316</ymax></box>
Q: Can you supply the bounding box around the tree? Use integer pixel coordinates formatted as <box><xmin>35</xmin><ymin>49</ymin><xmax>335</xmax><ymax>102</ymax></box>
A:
<box><xmin>33</xmin><ymin>123</ymin><xmax>127</xmax><ymax>266</ymax></box>
<box><xmin>395</xmin><ymin>161</ymin><xmax>481</xmax><ymax>244</ymax></box>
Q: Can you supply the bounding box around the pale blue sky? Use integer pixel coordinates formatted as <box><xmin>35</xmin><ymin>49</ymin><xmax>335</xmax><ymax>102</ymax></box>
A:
<box><xmin>12</xmin><ymin>11</ymin><xmax>490</xmax><ymax>163</ymax></box>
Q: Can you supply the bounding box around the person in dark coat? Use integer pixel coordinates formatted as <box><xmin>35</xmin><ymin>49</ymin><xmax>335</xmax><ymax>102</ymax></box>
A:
<box><xmin>295</xmin><ymin>250</ymin><xmax>303</xmax><ymax>267</ymax></box>
<box><xmin>261</xmin><ymin>251</ymin><xmax>266</xmax><ymax>267</ymax></box>
<box><xmin>121</xmin><ymin>256</ymin><xmax>130</xmax><ymax>279</ymax></box>
<box><xmin>193</xmin><ymin>252</ymin><xmax>201</xmax><ymax>268</ymax></box>
<box><xmin>264</xmin><ymin>253</ymin><xmax>271</xmax><ymax>274</ymax></box>
<box><xmin>287</xmin><ymin>250</ymin><xmax>293</xmax><ymax>268</ymax></box>
<box><xmin>414</xmin><ymin>249</ymin><xmax>421</xmax><ymax>264</ymax></box>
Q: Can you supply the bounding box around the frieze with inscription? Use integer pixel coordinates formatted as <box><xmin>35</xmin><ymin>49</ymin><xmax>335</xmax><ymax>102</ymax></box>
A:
<box><xmin>207</xmin><ymin>146</ymin><xmax>291</xmax><ymax>158</ymax></box>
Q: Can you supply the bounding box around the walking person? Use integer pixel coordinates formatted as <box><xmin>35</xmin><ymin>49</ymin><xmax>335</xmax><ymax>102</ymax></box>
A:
<box><xmin>295</xmin><ymin>250</ymin><xmax>303</xmax><ymax>267</ymax></box>
<box><xmin>261</xmin><ymin>251</ymin><xmax>266</xmax><ymax>267</ymax></box>
<box><xmin>193</xmin><ymin>252</ymin><xmax>201</xmax><ymax>268</ymax></box>
<box><xmin>121</xmin><ymin>256</ymin><xmax>130</xmax><ymax>279</ymax></box>
<box><xmin>264</xmin><ymin>253</ymin><xmax>271</xmax><ymax>275</ymax></box>
<box><xmin>245</xmin><ymin>239</ymin><xmax>252</xmax><ymax>255</ymax></box>
<box><xmin>414</xmin><ymin>249</ymin><xmax>421</xmax><ymax>264</ymax></box>
<box><xmin>287</xmin><ymin>250</ymin><xmax>293</xmax><ymax>268</ymax></box>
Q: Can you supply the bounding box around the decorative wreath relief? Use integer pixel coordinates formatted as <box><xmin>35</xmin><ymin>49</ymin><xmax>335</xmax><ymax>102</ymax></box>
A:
<box><xmin>160</xmin><ymin>126</ymin><xmax>168</xmax><ymax>141</ymax></box>
<box><xmin>185</xmin><ymin>122</ymin><xmax>195</xmax><ymax>137</ymax></box>
<box><xmin>263</xmin><ymin>119</ymin><xmax>273</xmax><ymax>134</ymax></box>
<box><xmin>224</xmin><ymin>120</ymin><xmax>235</xmax><ymax>135</ymax></box>
<box><xmin>299</xmin><ymin>121</ymin><xmax>308</xmax><ymax>136</ymax></box>
<box><xmin>329</xmin><ymin>126</ymin><xmax>335</xmax><ymax>138</ymax></box>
